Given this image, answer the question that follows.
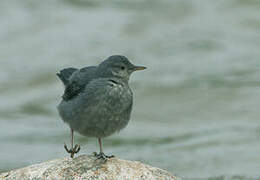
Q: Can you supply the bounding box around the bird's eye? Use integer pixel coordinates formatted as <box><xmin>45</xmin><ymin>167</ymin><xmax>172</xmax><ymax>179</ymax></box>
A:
<box><xmin>121</xmin><ymin>66</ymin><xmax>125</xmax><ymax>70</ymax></box>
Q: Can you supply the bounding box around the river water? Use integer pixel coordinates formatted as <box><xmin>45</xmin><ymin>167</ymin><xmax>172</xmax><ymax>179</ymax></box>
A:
<box><xmin>1</xmin><ymin>0</ymin><xmax>260</xmax><ymax>179</ymax></box>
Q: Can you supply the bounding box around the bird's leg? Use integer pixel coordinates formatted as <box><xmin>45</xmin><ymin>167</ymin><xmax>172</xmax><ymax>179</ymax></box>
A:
<box><xmin>94</xmin><ymin>138</ymin><xmax>114</xmax><ymax>159</ymax></box>
<box><xmin>64</xmin><ymin>128</ymin><xmax>80</xmax><ymax>158</ymax></box>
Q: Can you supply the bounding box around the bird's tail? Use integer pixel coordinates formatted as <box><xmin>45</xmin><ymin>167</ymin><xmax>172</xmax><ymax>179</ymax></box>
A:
<box><xmin>56</xmin><ymin>67</ymin><xmax>78</xmax><ymax>86</ymax></box>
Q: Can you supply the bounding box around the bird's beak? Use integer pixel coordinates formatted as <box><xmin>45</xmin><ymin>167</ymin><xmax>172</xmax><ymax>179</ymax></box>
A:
<box><xmin>132</xmin><ymin>65</ymin><xmax>147</xmax><ymax>71</ymax></box>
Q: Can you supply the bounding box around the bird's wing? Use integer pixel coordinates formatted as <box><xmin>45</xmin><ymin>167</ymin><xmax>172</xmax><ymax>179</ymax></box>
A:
<box><xmin>56</xmin><ymin>67</ymin><xmax>78</xmax><ymax>86</ymax></box>
<box><xmin>62</xmin><ymin>66</ymin><xmax>97</xmax><ymax>101</ymax></box>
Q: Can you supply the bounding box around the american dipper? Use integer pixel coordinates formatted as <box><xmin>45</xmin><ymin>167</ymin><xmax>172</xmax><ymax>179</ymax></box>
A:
<box><xmin>57</xmin><ymin>55</ymin><xmax>146</xmax><ymax>159</ymax></box>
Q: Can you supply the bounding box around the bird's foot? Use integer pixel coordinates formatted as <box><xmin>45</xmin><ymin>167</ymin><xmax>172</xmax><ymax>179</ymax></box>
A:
<box><xmin>93</xmin><ymin>152</ymin><xmax>114</xmax><ymax>160</ymax></box>
<box><xmin>64</xmin><ymin>143</ymin><xmax>81</xmax><ymax>158</ymax></box>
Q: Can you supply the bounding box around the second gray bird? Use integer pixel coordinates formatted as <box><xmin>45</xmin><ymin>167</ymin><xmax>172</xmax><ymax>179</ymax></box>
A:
<box><xmin>57</xmin><ymin>55</ymin><xmax>146</xmax><ymax>159</ymax></box>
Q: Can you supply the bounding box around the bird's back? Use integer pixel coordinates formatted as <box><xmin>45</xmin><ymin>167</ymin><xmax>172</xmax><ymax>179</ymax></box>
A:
<box><xmin>58</xmin><ymin>66</ymin><xmax>97</xmax><ymax>101</ymax></box>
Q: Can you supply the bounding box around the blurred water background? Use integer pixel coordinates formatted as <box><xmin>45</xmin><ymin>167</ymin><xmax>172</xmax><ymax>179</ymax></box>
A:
<box><xmin>1</xmin><ymin>0</ymin><xmax>260</xmax><ymax>179</ymax></box>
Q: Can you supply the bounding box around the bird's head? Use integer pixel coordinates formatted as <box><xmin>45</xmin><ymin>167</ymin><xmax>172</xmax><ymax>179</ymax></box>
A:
<box><xmin>98</xmin><ymin>55</ymin><xmax>146</xmax><ymax>82</ymax></box>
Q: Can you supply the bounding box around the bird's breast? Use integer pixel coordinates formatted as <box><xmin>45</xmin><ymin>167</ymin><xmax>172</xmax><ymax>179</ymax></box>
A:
<box><xmin>106</xmin><ymin>83</ymin><xmax>133</xmax><ymax>112</ymax></box>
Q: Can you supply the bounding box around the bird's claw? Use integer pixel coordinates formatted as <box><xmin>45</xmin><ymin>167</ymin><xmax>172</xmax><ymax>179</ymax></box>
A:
<box><xmin>93</xmin><ymin>152</ymin><xmax>114</xmax><ymax>160</ymax></box>
<box><xmin>64</xmin><ymin>143</ymin><xmax>81</xmax><ymax>158</ymax></box>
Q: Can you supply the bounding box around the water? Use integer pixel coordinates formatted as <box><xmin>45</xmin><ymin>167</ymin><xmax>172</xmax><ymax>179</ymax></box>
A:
<box><xmin>1</xmin><ymin>0</ymin><xmax>260</xmax><ymax>179</ymax></box>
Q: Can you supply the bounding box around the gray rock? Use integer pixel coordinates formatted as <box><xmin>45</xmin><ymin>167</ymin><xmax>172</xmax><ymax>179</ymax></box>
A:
<box><xmin>0</xmin><ymin>155</ymin><xmax>181</xmax><ymax>180</ymax></box>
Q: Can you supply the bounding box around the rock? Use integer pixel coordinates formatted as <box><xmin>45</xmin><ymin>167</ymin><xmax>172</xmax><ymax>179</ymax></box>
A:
<box><xmin>0</xmin><ymin>155</ymin><xmax>181</xmax><ymax>180</ymax></box>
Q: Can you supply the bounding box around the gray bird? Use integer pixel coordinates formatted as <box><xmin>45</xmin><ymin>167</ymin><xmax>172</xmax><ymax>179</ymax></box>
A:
<box><xmin>57</xmin><ymin>55</ymin><xmax>146</xmax><ymax>159</ymax></box>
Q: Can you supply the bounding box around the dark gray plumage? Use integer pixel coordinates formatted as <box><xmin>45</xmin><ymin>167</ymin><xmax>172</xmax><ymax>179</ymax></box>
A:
<box><xmin>56</xmin><ymin>67</ymin><xmax>78</xmax><ymax>86</ymax></box>
<box><xmin>57</xmin><ymin>55</ymin><xmax>146</xmax><ymax>159</ymax></box>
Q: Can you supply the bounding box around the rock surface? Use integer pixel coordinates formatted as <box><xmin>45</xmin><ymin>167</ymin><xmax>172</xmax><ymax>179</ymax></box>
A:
<box><xmin>0</xmin><ymin>155</ymin><xmax>181</xmax><ymax>180</ymax></box>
